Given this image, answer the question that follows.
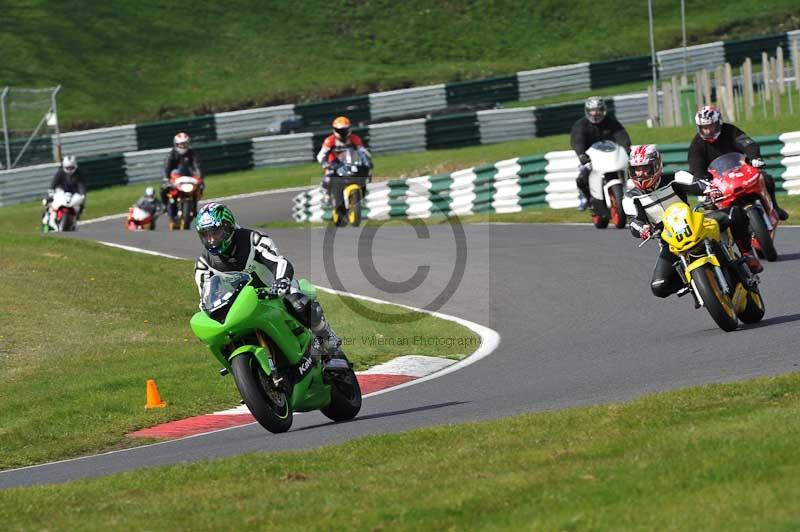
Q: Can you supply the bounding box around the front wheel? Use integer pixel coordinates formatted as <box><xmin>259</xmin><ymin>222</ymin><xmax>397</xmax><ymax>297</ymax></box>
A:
<box><xmin>691</xmin><ymin>264</ymin><xmax>738</xmax><ymax>332</ymax></box>
<box><xmin>230</xmin><ymin>353</ymin><xmax>293</xmax><ymax>433</ymax></box>
<box><xmin>610</xmin><ymin>184</ymin><xmax>626</xmax><ymax>228</ymax></box>
<box><xmin>747</xmin><ymin>207</ymin><xmax>778</xmax><ymax>262</ymax></box>
<box><xmin>321</xmin><ymin>366</ymin><xmax>362</xmax><ymax>422</ymax></box>
<box><xmin>738</xmin><ymin>283</ymin><xmax>766</xmax><ymax>324</ymax></box>
<box><xmin>347</xmin><ymin>188</ymin><xmax>363</xmax><ymax>227</ymax></box>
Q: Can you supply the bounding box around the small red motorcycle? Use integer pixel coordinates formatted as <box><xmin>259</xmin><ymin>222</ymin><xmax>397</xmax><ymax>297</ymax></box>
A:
<box><xmin>166</xmin><ymin>171</ymin><xmax>203</xmax><ymax>230</ymax></box>
<box><xmin>708</xmin><ymin>153</ymin><xmax>780</xmax><ymax>262</ymax></box>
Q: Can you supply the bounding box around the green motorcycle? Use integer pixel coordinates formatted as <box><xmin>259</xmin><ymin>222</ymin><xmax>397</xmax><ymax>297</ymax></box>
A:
<box><xmin>190</xmin><ymin>272</ymin><xmax>362</xmax><ymax>433</ymax></box>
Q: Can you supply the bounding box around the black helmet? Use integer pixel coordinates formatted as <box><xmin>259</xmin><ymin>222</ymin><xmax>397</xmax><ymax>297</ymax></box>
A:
<box><xmin>585</xmin><ymin>97</ymin><xmax>607</xmax><ymax>124</ymax></box>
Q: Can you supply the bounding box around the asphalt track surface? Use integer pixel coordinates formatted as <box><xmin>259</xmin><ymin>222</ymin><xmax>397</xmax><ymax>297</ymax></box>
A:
<box><xmin>3</xmin><ymin>189</ymin><xmax>800</xmax><ymax>488</ymax></box>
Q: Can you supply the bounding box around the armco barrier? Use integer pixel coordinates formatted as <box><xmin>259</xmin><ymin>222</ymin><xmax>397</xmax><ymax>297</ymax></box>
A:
<box><xmin>136</xmin><ymin>115</ymin><xmax>217</xmax><ymax>151</ymax></box>
<box><xmin>81</xmin><ymin>154</ymin><xmax>127</xmax><ymax>190</ymax></box>
<box><xmin>214</xmin><ymin>105</ymin><xmax>297</xmax><ymax>141</ymax></box>
<box><xmin>368</xmin><ymin>85</ymin><xmax>448</xmax><ymax>121</ymax></box>
<box><xmin>445</xmin><ymin>75</ymin><xmax>519</xmax><ymax>108</ymax></box>
<box><xmin>724</xmin><ymin>33</ymin><xmax>789</xmax><ymax>65</ymax></box>
<box><xmin>124</xmin><ymin>148</ymin><xmax>170</xmax><ymax>185</ymax></box>
<box><xmin>590</xmin><ymin>55</ymin><xmax>653</xmax><ymax>89</ymax></box>
<box><xmin>195</xmin><ymin>140</ymin><xmax>253</xmax><ymax>175</ymax></box>
<box><xmin>533</xmin><ymin>102</ymin><xmax>585</xmax><ymax>137</ymax></box>
<box><xmin>517</xmin><ymin>63</ymin><xmax>591</xmax><ymax>101</ymax></box>
<box><xmin>57</xmin><ymin>125</ymin><xmax>138</xmax><ymax>159</ymax></box>
<box><xmin>295</xmin><ymin>96</ymin><xmax>371</xmax><ymax>133</ymax></box>
<box><xmin>657</xmin><ymin>42</ymin><xmax>726</xmax><ymax>78</ymax></box>
<box><xmin>477</xmin><ymin>107</ymin><xmax>536</xmax><ymax>145</ymax></box>
<box><xmin>0</xmin><ymin>163</ymin><xmax>58</xmax><ymax>206</ymax></box>
<box><xmin>425</xmin><ymin>113</ymin><xmax>480</xmax><ymax>150</ymax></box>
<box><xmin>251</xmin><ymin>133</ymin><xmax>313</xmax><ymax>168</ymax></box>
<box><xmin>368</xmin><ymin>119</ymin><xmax>427</xmax><ymax>155</ymax></box>
<box><xmin>611</xmin><ymin>93</ymin><xmax>651</xmax><ymax>126</ymax></box>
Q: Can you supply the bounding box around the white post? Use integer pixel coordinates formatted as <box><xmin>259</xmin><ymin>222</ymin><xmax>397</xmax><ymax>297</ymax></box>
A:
<box><xmin>762</xmin><ymin>52</ymin><xmax>771</xmax><ymax>101</ymax></box>
<box><xmin>777</xmin><ymin>46</ymin><xmax>785</xmax><ymax>94</ymax></box>
<box><xmin>743</xmin><ymin>58</ymin><xmax>754</xmax><ymax>120</ymax></box>
<box><xmin>648</xmin><ymin>0</ymin><xmax>659</xmax><ymax>124</ymax></box>
<box><xmin>51</xmin><ymin>85</ymin><xmax>62</xmax><ymax>162</ymax></box>
<box><xmin>0</xmin><ymin>87</ymin><xmax>10</xmax><ymax>170</ymax></box>
<box><xmin>681</xmin><ymin>0</ymin><xmax>688</xmax><ymax>78</ymax></box>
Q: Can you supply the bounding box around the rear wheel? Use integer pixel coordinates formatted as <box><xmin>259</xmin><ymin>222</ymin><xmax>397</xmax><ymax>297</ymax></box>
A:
<box><xmin>691</xmin><ymin>265</ymin><xmax>738</xmax><ymax>332</ymax></box>
<box><xmin>230</xmin><ymin>353</ymin><xmax>293</xmax><ymax>433</ymax></box>
<box><xmin>747</xmin><ymin>207</ymin><xmax>778</xmax><ymax>262</ymax></box>
<box><xmin>610</xmin><ymin>184</ymin><xmax>626</xmax><ymax>228</ymax></box>
<box><xmin>58</xmin><ymin>211</ymin><xmax>72</xmax><ymax>232</ymax></box>
<box><xmin>321</xmin><ymin>365</ymin><xmax>362</xmax><ymax>422</ymax></box>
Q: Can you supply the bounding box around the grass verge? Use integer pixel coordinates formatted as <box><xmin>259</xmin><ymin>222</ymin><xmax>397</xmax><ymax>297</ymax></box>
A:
<box><xmin>0</xmin><ymin>227</ymin><xmax>477</xmax><ymax>470</ymax></box>
<box><xmin>2</xmin><ymin>372</ymin><xmax>800</xmax><ymax>529</ymax></box>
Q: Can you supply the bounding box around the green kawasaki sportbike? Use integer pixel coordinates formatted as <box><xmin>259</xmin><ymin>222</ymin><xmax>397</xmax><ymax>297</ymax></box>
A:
<box><xmin>190</xmin><ymin>272</ymin><xmax>362</xmax><ymax>433</ymax></box>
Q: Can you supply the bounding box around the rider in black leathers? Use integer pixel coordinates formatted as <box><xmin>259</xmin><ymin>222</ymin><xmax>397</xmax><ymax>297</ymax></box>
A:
<box><xmin>689</xmin><ymin>105</ymin><xmax>788</xmax><ymax>221</ymax></box>
<box><xmin>570</xmin><ymin>97</ymin><xmax>632</xmax><ymax>211</ymax></box>
<box><xmin>627</xmin><ymin>144</ymin><xmax>762</xmax><ymax>299</ymax></box>
<box><xmin>42</xmin><ymin>155</ymin><xmax>87</xmax><ymax>221</ymax></box>
<box><xmin>160</xmin><ymin>132</ymin><xmax>204</xmax><ymax>218</ymax></box>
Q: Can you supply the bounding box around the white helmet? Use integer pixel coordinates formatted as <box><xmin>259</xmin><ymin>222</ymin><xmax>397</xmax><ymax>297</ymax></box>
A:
<box><xmin>62</xmin><ymin>155</ymin><xmax>78</xmax><ymax>175</ymax></box>
<box><xmin>584</xmin><ymin>97</ymin><xmax>607</xmax><ymax>124</ymax></box>
<box><xmin>144</xmin><ymin>186</ymin><xmax>155</xmax><ymax>199</ymax></box>
<box><xmin>695</xmin><ymin>105</ymin><xmax>722</xmax><ymax>142</ymax></box>
<box><xmin>173</xmin><ymin>132</ymin><xmax>190</xmax><ymax>154</ymax></box>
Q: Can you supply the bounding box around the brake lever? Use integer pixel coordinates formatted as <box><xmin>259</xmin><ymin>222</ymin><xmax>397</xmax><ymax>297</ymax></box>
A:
<box><xmin>638</xmin><ymin>230</ymin><xmax>662</xmax><ymax>248</ymax></box>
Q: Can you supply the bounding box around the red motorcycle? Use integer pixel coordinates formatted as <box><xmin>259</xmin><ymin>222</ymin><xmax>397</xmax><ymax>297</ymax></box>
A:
<box><xmin>166</xmin><ymin>171</ymin><xmax>203</xmax><ymax>230</ymax></box>
<box><xmin>708</xmin><ymin>153</ymin><xmax>780</xmax><ymax>262</ymax></box>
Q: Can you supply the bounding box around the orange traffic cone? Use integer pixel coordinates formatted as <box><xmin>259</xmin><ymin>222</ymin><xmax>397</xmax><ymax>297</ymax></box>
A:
<box><xmin>145</xmin><ymin>379</ymin><xmax>167</xmax><ymax>409</ymax></box>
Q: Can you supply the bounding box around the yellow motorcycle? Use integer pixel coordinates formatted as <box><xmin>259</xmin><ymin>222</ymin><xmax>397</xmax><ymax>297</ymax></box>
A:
<box><xmin>655</xmin><ymin>201</ymin><xmax>765</xmax><ymax>332</ymax></box>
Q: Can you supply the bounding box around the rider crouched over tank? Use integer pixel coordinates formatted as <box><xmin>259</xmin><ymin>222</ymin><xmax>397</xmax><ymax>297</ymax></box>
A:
<box><xmin>626</xmin><ymin>144</ymin><xmax>763</xmax><ymax>299</ymax></box>
<box><xmin>193</xmin><ymin>203</ymin><xmax>343</xmax><ymax>357</ymax></box>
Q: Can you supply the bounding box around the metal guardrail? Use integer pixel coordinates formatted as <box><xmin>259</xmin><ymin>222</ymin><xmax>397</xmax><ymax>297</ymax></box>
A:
<box><xmin>57</xmin><ymin>125</ymin><xmax>138</xmax><ymax>159</ymax></box>
<box><xmin>369</xmin><ymin>85</ymin><xmax>448</xmax><ymax>121</ymax></box>
<box><xmin>611</xmin><ymin>93</ymin><xmax>652</xmax><ymax>125</ymax></box>
<box><xmin>251</xmin><ymin>133</ymin><xmax>313</xmax><ymax>167</ymax></box>
<box><xmin>368</xmin><ymin>119</ymin><xmax>427</xmax><ymax>155</ymax></box>
<box><xmin>124</xmin><ymin>148</ymin><xmax>169</xmax><ymax>184</ymax></box>
<box><xmin>477</xmin><ymin>107</ymin><xmax>536</xmax><ymax>144</ymax></box>
<box><xmin>517</xmin><ymin>63</ymin><xmax>591</xmax><ymax>101</ymax></box>
<box><xmin>657</xmin><ymin>42</ymin><xmax>726</xmax><ymax>78</ymax></box>
<box><xmin>0</xmin><ymin>162</ymin><xmax>57</xmax><ymax>206</ymax></box>
<box><xmin>214</xmin><ymin>104</ymin><xmax>297</xmax><ymax>141</ymax></box>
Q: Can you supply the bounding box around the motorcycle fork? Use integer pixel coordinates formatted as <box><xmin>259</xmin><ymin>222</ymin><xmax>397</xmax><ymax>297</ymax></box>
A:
<box><xmin>255</xmin><ymin>330</ymin><xmax>284</xmax><ymax>389</ymax></box>
<box><xmin>676</xmin><ymin>256</ymin><xmax>703</xmax><ymax>308</ymax></box>
<box><xmin>704</xmin><ymin>240</ymin><xmax>732</xmax><ymax>295</ymax></box>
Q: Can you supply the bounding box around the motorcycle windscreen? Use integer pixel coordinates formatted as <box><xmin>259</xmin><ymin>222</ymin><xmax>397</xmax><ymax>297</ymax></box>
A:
<box><xmin>201</xmin><ymin>271</ymin><xmax>252</xmax><ymax>315</ymax></box>
<box><xmin>708</xmin><ymin>153</ymin><xmax>744</xmax><ymax>179</ymax></box>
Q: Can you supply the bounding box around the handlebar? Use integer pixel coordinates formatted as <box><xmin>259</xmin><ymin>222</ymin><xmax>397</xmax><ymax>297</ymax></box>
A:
<box><xmin>638</xmin><ymin>229</ymin><xmax>662</xmax><ymax>248</ymax></box>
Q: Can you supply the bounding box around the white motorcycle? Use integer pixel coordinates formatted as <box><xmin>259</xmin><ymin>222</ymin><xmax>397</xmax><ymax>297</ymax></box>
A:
<box><xmin>42</xmin><ymin>188</ymin><xmax>85</xmax><ymax>232</ymax></box>
<box><xmin>585</xmin><ymin>140</ymin><xmax>629</xmax><ymax>229</ymax></box>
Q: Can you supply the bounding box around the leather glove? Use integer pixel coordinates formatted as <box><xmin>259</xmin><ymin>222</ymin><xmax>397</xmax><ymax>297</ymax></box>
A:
<box><xmin>749</xmin><ymin>158</ymin><xmax>765</xmax><ymax>168</ymax></box>
<box><xmin>268</xmin><ymin>277</ymin><xmax>291</xmax><ymax>297</ymax></box>
<box><xmin>639</xmin><ymin>224</ymin><xmax>652</xmax><ymax>241</ymax></box>
<box><xmin>703</xmin><ymin>186</ymin><xmax>723</xmax><ymax>202</ymax></box>
<box><xmin>578</xmin><ymin>154</ymin><xmax>591</xmax><ymax>165</ymax></box>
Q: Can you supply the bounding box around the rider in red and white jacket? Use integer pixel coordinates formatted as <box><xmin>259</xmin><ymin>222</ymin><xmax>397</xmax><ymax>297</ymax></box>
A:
<box><xmin>316</xmin><ymin>116</ymin><xmax>372</xmax><ymax>193</ymax></box>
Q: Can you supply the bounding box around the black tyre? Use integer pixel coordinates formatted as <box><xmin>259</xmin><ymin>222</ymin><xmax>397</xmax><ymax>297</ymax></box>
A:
<box><xmin>738</xmin><ymin>284</ymin><xmax>766</xmax><ymax>324</ymax></box>
<box><xmin>691</xmin><ymin>264</ymin><xmax>738</xmax><ymax>332</ymax></box>
<box><xmin>58</xmin><ymin>212</ymin><xmax>72</xmax><ymax>232</ymax></box>
<box><xmin>321</xmin><ymin>367</ymin><xmax>362</xmax><ymax>422</ymax></box>
<box><xmin>610</xmin><ymin>184</ymin><xmax>626</xmax><ymax>229</ymax></box>
<box><xmin>181</xmin><ymin>200</ymin><xmax>193</xmax><ymax>230</ymax></box>
<box><xmin>348</xmin><ymin>189</ymin><xmax>363</xmax><ymax>227</ymax></box>
<box><xmin>747</xmin><ymin>207</ymin><xmax>778</xmax><ymax>262</ymax></box>
<box><xmin>230</xmin><ymin>353</ymin><xmax>293</xmax><ymax>433</ymax></box>
<box><xmin>592</xmin><ymin>214</ymin><xmax>609</xmax><ymax>229</ymax></box>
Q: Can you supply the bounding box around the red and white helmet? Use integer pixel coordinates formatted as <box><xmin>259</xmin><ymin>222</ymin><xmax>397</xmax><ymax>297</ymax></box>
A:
<box><xmin>628</xmin><ymin>144</ymin><xmax>663</xmax><ymax>193</ymax></box>
<box><xmin>173</xmin><ymin>132</ymin><xmax>190</xmax><ymax>154</ymax></box>
<box><xmin>695</xmin><ymin>105</ymin><xmax>722</xmax><ymax>143</ymax></box>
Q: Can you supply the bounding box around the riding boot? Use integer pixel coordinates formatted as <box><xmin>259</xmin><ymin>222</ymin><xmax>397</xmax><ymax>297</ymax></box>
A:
<box><xmin>737</xmin><ymin>239</ymin><xmax>763</xmax><ymax>274</ymax></box>
<box><xmin>770</xmin><ymin>190</ymin><xmax>789</xmax><ymax>221</ymax></box>
<box><xmin>311</xmin><ymin>319</ymin><xmax>342</xmax><ymax>356</ymax></box>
